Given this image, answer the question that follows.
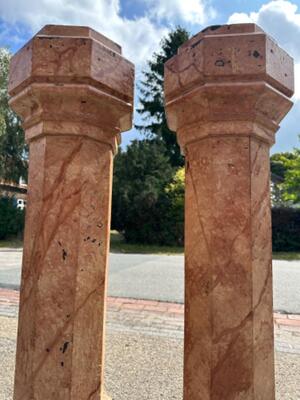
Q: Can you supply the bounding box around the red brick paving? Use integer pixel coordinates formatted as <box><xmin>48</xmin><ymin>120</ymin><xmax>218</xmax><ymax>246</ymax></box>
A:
<box><xmin>275</xmin><ymin>317</ymin><xmax>300</xmax><ymax>328</ymax></box>
<box><xmin>1</xmin><ymin>288</ymin><xmax>299</xmax><ymax>329</ymax></box>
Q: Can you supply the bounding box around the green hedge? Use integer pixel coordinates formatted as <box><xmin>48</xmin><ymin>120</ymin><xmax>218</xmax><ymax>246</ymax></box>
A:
<box><xmin>0</xmin><ymin>197</ymin><xmax>25</xmax><ymax>240</ymax></box>
<box><xmin>1</xmin><ymin>193</ymin><xmax>298</xmax><ymax>252</ymax></box>
<box><xmin>272</xmin><ymin>207</ymin><xmax>300</xmax><ymax>252</ymax></box>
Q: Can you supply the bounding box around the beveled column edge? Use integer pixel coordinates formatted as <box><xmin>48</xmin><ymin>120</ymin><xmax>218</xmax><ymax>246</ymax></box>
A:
<box><xmin>36</xmin><ymin>24</ymin><xmax>122</xmax><ymax>55</ymax></box>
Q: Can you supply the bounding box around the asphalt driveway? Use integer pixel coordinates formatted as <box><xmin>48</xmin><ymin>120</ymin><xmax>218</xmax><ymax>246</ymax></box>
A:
<box><xmin>0</xmin><ymin>250</ymin><xmax>299</xmax><ymax>313</ymax></box>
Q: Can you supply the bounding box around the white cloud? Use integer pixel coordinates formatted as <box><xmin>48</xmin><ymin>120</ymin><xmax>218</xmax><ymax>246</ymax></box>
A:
<box><xmin>147</xmin><ymin>0</ymin><xmax>216</xmax><ymax>25</ymax></box>
<box><xmin>0</xmin><ymin>0</ymin><xmax>218</xmax><ymax>69</ymax></box>
<box><xmin>0</xmin><ymin>0</ymin><xmax>168</xmax><ymax>67</ymax></box>
<box><xmin>228</xmin><ymin>0</ymin><xmax>300</xmax><ymax>100</ymax></box>
<box><xmin>227</xmin><ymin>12</ymin><xmax>255</xmax><ymax>24</ymax></box>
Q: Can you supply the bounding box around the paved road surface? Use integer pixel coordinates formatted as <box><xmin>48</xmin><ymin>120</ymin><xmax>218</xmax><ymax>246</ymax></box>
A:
<box><xmin>0</xmin><ymin>250</ymin><xmax>299</xmax><ymax>313</ymax></box>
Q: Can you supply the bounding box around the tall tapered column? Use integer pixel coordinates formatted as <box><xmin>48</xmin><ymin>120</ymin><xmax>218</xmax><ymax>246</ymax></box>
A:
<box><xmin>164</xmin><ymin>24</ymin><xmax>294</xmax><ymax>399</ymax></box>
<box><xmin>9</xmin><ymin>25</ymin><xmax>134</xmax><ymax>400</ymax></box>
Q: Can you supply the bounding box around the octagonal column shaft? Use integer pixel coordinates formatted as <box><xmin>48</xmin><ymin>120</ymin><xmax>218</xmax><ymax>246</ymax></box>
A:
<box><xmin>16</xmin><ymin>136</ymin><xmax>112</xmax><ymax>399</ymax></box>
<box><xmin>184</xmin><ymin>134</ymin><xmax>275</xmax><ymax>400</ymax></box>
<box><xmin>9</xmin><ymin>25</ymin><xmax>134</xmax><ymax>400</ymax></box>
<box><xmin>164</xmin><ymin>24</ymin><xmax>294</xmax><ymax>400</ymax></box>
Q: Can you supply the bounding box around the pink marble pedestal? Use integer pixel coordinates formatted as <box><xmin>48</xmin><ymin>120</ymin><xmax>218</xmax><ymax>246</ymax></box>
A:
<box><xmin>164</xmin><ymin>23</ymin><xmax>294</xmax><ymax>400</ymax></box>
<box><xmin>8</xmin><ymin>25</ymin><xmax>134</xmax><ymax>400</ymax></box>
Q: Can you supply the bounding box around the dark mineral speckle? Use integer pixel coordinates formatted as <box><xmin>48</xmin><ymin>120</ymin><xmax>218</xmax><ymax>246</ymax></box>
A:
<box><xmin>215</xmin><ymin>59</ymin><xmax>225</xmax><ymax>67</ymax></box>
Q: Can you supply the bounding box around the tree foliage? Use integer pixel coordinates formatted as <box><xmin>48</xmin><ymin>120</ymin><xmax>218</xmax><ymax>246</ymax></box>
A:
<box><xmin>271</xmin><ymin>145</ymin><xmax>300</xmax><ymax>204</ymax></box>
<box><xmin>272</xmin><ymin>207</ymin><xmax>300</xmax><ymax>251</ymax></box>
<box><xmin>0</xmin><ymin>196</ymin><xmax>25</xmax><ymax>239</ymax></box>
<box><xmin>136</xmin><ymin>27</ymin><xmax>189</xmax><ymax>167</ymax></box>
<box><xmin>0</xmin><ymin>48</ymin><xmax>27</xmax><ymax>183</ymax></box>
<box><xmin>271</xmin><ymin>151</ymin><xmax>296</xmax><ymax>180</ymax></box>
<box><xmin>164</xmin><ymin>167</ymin><xmax>185</xmax><ymax>245</ymax></box>
<box><xmin>281</xmin><ymin>148</ymin><xmax>300</xmax><ymax>203</ymax></box>
<box><xmin>112</xmin><ymin>139</ymin><xmax>185</xmax><ymax>245</ymax></box>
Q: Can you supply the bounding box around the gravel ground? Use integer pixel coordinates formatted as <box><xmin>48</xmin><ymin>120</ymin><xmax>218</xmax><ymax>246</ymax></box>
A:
<box><xmin>105</xmin><ymin>332</ymin><xmax>183</xmax><ymax>399</ymax></box>
<box><xmin>275</xmin><ymin>352</ymin><xmax>300</xmax><ymax>400</ymax></box>
<box><xmin>0</xmin><ymin>316</ymin><xmax>299</xmax><ymax>400</ymax></box>
<box><xmin>0</xmin><ymin>316</ymin><xmax>183</xmax><ymax>400</ymax></box>
<box><xmin>0</xmin><ymin>317</ymin><xmax>17</xmax><ymax>400</ymax></box>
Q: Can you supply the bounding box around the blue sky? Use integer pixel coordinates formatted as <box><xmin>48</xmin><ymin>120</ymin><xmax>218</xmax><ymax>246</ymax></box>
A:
<box><xmin>0</xmin><ymin>0</ymin><xmax>299</xmax><ymax>154</ymax></box>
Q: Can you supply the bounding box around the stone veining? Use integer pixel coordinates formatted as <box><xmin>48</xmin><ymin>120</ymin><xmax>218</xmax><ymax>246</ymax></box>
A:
<box><xmin>164</xmin><ymin>23</ymin><xmax>294</xmax><ymax>400</ymax></box>
<box><xmin>9</xmin><ymin>25</ymin><xmax>134</xmax><ymax>400</ymax></box>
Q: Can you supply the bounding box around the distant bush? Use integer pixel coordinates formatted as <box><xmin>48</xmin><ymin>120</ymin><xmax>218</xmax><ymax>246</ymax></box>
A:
<box><xmin>112</xmin><ymin>140</ymin><xmax>184</xmax><ymax>246</ymax></box>
<box><xmin>164</xmin><ymin>167</ymin><xmax>184</xmax><ymax>245</ymax></box>
<box><xmin>113</xmin><ymin>144</ymin><xmax>300</xmax><ymax>251</ymax></box>
<box><xmin>0</xmin><ymin>196</ymin><xmax>25</xmax><ymax>240</ymax></box>
<box><xmin>272</xmin><ymin>207</ymin><xmax>300</xmax><ymax>252</ymax></box>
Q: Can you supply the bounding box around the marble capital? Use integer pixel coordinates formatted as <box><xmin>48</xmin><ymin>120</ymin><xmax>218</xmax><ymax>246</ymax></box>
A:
<box><xmin>9</xmin><ymin>24</ymin><xmax>134</xmax><ymax>153</ymax></box>
<box><xmin>164</xmin><ymin>23</ymin><xmax>294</xmax><ymax>150</ymax></box>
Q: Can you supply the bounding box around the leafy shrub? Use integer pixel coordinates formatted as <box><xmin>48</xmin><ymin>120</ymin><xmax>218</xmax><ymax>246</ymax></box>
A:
<box><xmin>112</xmin><ymin>142</ymin><xmax>300</xmax><ymax>251</ymax></box>
<box><xmin>272</xmin><ymin>207</ymin><xmax>300</xmax><ymax>251</ymax></box>
<box><xmin>271</xmin><ymin>146</ymin><xmax>300</xmax><ymax>205</ymax></box>
<box><xmin>0</xmin><ymin>196</ymin><xmax>25</xmax><ymax>240</ymax></box>
<box><xmin>112</xmin><ymin>140</ymin><xmax>184</xmax><ymax>245</ymax></box>
<box><xmin>164</xmin><ymin>167</ymin><xmax>184</xmax><ymax>245</ymax></box>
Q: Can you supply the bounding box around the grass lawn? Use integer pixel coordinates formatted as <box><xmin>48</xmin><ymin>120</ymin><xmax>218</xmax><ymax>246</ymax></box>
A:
<box><xmin>110</xmin><ymin>231</ymin><xmax>183</xmax><ymax>254</ymax></box>
<box><xmin>272</xmin><ymin>252</ymin><xmax>300</xmax><ymax>261</ymax></box>
<box><xmin>0</xmin><ymin>237</ymin><xmax>23</xmax><ymax>248</ymax></box>
<box><xmin>0</xmin><ymin>232</ymin><xmax>184</xmax><ymax>254</ymax></box>
<box><xmin>0</xmin><ymin>232</ymin><xmax>299</xmax><ymax>259</ymax></box>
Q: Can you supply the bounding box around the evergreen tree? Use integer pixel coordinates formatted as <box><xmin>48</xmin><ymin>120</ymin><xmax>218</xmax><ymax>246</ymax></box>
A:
<box><xmin>0</xmin><ymin>48</ymin><xmax>27</xmax><ymax>183</ymax></box>
<box><xmin>112</xmin><ymin>139</ymin><xmax>176</xmax><ymax>244</ymax></box>
<box><xmin>136</xmin><ymin>27</ymin><xmax>189</xmax><ymax>167</ymax></box>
